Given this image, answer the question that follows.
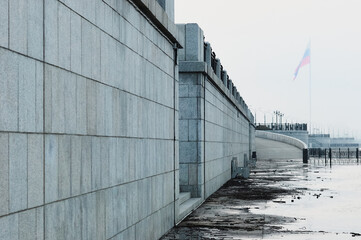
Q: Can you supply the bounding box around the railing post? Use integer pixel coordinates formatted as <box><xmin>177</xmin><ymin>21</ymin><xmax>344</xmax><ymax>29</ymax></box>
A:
<box><xmin>215</xmin><ymin>58</ymin><xmax>221</xmax><ymax>78</ymax></box>
<box><xmin>303</xmin><ymin>149</ymin><xmax>308</xmax><ymax>164</ymax></box>
<box><xmin>329</xmin><ymin>148</ymin><xmax>332</xmax><ymax>166</ymax></box>
<box><xmin>357</xmin><ymin>148</ymin><xmax>359</xmax><ymax>163</ymax></box>
<box><xmin>221</xmin><ymin>70</ymin><xmax>227</xmax><ymax>86</ymax></box>
<box><xmin>204</xmin><ymin>42</ymin><xmax>211</xmax><ymax>66</ymax></box>
<box><xmin>318</xmin><ymin>148</ymin><xmax>321</xmax><ymax>158</ymax></box>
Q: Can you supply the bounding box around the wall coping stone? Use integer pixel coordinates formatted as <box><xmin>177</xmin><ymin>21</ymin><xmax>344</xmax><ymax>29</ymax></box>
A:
<box><xmin>179</xmin><ymin>61</ymin><xmax>254</xmax><ymax>125</ymax></box>
<box><xmin>131</xmin><ymin>0</ymin><xmax>182</xmax><ymax>47</ymax></box>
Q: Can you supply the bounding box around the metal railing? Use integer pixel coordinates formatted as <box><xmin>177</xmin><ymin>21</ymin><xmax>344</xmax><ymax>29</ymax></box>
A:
<box><xmin>256</xmin><ymin>123</ymin><xmax>308</xmax><ymax>131</ymax></box>
<box><xmin>308</xmin><ymin>148</ymin><xmax>360</xmax><ymax>165</ymax></box>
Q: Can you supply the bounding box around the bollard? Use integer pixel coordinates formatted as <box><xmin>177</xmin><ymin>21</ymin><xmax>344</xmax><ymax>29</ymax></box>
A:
<box><xmin>357</xmin><ymin>148</ymin><xmax>359</xmax><ymax>163</ymax></box>
<box><xmin>303</xmin><ymin>149</ymin><xmax>308</xmax><ymax>164</ymax></box>
<box><xmin>348</xmin><ymin>148</ymin><xmax>350</xmax><ymax>159</ymax></box>
<box><xmin>325</xmin><ymin>149</ymin><xmax>327</xmax><ymax>163</ymax></box>
<box><xmin>318</xmin><ymin>148</ymin><xmax>321</xmax><ymax>158</ymax></box>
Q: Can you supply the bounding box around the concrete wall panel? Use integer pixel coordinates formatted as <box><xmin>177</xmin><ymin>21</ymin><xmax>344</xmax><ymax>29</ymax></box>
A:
<box><xmin>178</xmin><ymin>23</ymin><xmax>255</xmax><ymax>200</ymax></box>
<box><xmin>9</xmin><ymin>133</ymin><xmax>28</xmax><ymax>212</ymax></box>
<box><xmin>2</xmin><ymin>0</ymin><xmax>178</xmax><ymax>239</ymax></box>
<box><xmin>0</xmin><ymin>134</ymin><xmax>9</xmax><ymax>216</ymax></box>
<box><xmin>0</xmin><ymin>0</ymin><xmax>8</xmax><ymax>48</ymax></box>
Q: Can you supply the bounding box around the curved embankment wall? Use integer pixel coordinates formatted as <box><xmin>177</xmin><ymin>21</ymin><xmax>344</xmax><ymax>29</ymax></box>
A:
<box><xmin>256</xmin><ymin>131</ymin><xmax>308</xmax><ymax>161</ymax></box>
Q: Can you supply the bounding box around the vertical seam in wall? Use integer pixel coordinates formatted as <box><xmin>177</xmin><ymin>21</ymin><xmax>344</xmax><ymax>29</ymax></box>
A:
<box><xmin>203</xmin><ymin>76</ymin><xmax>206</xmax><ymax>199</ymax></box>
<box><xmin>173</xmin><ymin>44</ymin><xmax>176</xmax><ymax>224</ymax></box>
<box><xmin>57</xmin><ymin>136</ymin><xmax>60</xmax><ymax>207</ymax></box>
<box><xmin>34</xmin><ymin>62</ymin><xmax>37</xmax><ymax>132</ymax></box>
<box><xmin>7</xmin><ymin>0</ymin><xmax>9</xmax><ymax>48</ymax></box>
<box><xmin>70</xmin><ymin>12</ymin><xmax>72</xmax><ymax>73</ymax></box>
<box><xmin>26</xmin><ymin>0</ymin><xmax>28</xmax><ymax>56</ymax></box>
<box><xmin>42</xmin><ymin>0</ymin><xmax>45</xmax><ymax>238</ymax></box>
<box><xmin>80</xmin><ymin>137</ymin><xmax>83</xmax><ymax>240</ymax></box>
<box><xmin>26</xmin><ymin>135</ymin><xmax>29</xmax><ymax>209</ymax></box>
<box><xmin>17</xmin><ymin>48</ymin><xmax>19</xmax><ymax>131</ymax></box>
<box><xmin>99</xmin><ymin>26</ymin><xmax>102</xmax><ymax>90</ymax></box>
<box><xmin>57</xmin><ymin>2</ymin><xmax>59</xmax><ymax>67</ymax></box>
<box><xmin>7</xmin><ymin>134</ymin><xmax>9</xmax><ymax>214</ymax></box>
<box><xmin>70</xmin><ymin>135</ymin><xmax>73</xmax><ymax>196</ymax></box>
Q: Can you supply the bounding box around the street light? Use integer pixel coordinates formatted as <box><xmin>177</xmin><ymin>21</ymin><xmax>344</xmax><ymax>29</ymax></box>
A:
<box><xmin>273</xmin><ymin>110</ymin><xmax>284</xmax><ymax>130</ymax></box>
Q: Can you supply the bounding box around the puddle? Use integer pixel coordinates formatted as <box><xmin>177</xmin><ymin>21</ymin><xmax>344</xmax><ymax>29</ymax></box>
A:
<box><xmin>161</xmin><ymin>158</ymin><xmax>361</xmax><ymax>239</ymax></box>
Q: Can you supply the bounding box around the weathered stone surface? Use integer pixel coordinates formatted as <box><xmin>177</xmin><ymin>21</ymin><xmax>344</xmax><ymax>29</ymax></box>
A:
<box><xmin>70</xmin><ymin>12</ymin><xmax>82</xmax><ymax>73</ymax></box>
<box><xmin>64</xmin><ymin>197</ymin><xmax>82</xmax><ymax>239</ymax></box>
<box><xmin>0</xmin><ymin>212</ymin><xmax>19</xmax><ymax>239</ymax></box>
<box><xmin>9</xmin><ymin>134</ymin><xmax>27</xmax><ymax>213</ymax></box>
<box><xmin>0</xmin><ymin>49</ymin><xmax>18</xmax><ymax>132</ymax></box>
<box><xmin>185</xmin><ymin>24</ymin><xmax>203</xmax><ymax>61</ymax></box>
<box><xmin>58</xmin><ymin>135</ymin><xmax>71</xmax><ymax>200</ymax></box>
<box><xmin>19</xmin><ymin>209</ymin><xmax>36</xmax><ymax>240</ymax></box>
<box><xmin>81</xmin><ymin>136</ymin><xmax>92</xmax><ymax>194</ymax></box>
<box><xmin>180</xmin><ymin>141</ymin><xmax>198</xmax><ymax>163</ymax></box>
<box><xmin>177</xmin><ymin>23</ymin><xmax>255</xmax><ymax>205</ymax></box>
<box><xmin>18</xmin><ymin>57</ymin><xmax>36</xmax><ymax>132</ymax></box>
<box><xmin>179</xmin><ymin>98</ymin><xmax>198</xmax><ymax>119</ymax></box>
<box><xmin>45</xmin><ymin>0</ymin><xmax>58</xmax><ymax>65</ymax></box>
<box><xmin>0</xmin><ymin>0</ymin><xmax>8</xmax><ymax>48</ymax></box>
<box><xmin>27</xmin><ymin>134</ymin><xmax>44</xmax><ymax>208</ymax></box>
<box><xmin>58</xmin><ymin>4</ymin><xmax>71</xmax><ymax>70</ymax></box>
<box><xmin>9</xmin><ymin>0</ymin><xmax>27</xmax><ymax>54</ymax></box>
<box><xmin>27</xmin><ymin>0</ymin><xmax>43</xmax><ymax>60</ymax></box>
<box><xmin>70</xmin><ymin>136</ymin><xmax>82</xmax><ymax>196</ymax></box>
<box><xmin>0</xmin><ymin>2</ymin><xmax>205</xmax><ymax>240</ymax></box>
<box><xmin>45</xmin><ymin>135</ymin><xmax>58</xmax><ymax>203</ymax></box>
<box><xmin>0</xmin><ymin>134</ymin><xmax>9</xmax><ymax>216</ymax></box>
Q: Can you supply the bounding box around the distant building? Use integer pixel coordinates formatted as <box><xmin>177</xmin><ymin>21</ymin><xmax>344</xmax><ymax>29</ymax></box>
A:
<box><xmin>308</xmin><ymin>134</ymin><xmax>331</xmax><ymax>148</ymax></box>
<box><xmin>257</xmin><ymin>124</ymin><xmax>359</xmax><ymax>149</ymax></box>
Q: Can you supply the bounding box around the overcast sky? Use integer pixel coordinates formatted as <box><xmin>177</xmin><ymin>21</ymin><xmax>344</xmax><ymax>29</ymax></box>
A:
<box><xmin>175</xmin><ymin>0</ymin><xmax>361</xmax><ymax>138</ymax></box>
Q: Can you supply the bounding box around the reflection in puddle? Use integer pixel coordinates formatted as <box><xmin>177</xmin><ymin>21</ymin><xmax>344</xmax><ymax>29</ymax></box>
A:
<box><xmin>257</xmin><ymin>161</ymin><xmax>361</xmax><ymax>236</ymax></box>
<box><xmin>162</xmin><ymin>159</ymin><xmax>361</xmax><ymax>239</ymax></box>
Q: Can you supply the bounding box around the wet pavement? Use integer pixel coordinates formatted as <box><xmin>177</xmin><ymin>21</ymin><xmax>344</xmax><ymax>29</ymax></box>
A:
<box><xmin>162</xmin><ymin>158</ymin><xmax>361</xmax><ymax>239</ymax></box>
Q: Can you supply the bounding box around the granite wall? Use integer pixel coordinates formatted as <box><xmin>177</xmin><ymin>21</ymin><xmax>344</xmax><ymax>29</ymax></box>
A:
<box><xmin>0</xmin><ymin>1</ymin><xmax>256</xmax><ymax>239</ymax></box>
<box><xmin>0</xmin><ymin>0</ymin><xmax>179</xmax><ymax>239</ymax></box>
<box><xmin>177</xmin><ymin>24</ymin><xmax>256</xmax><ymax>200</ymax></box>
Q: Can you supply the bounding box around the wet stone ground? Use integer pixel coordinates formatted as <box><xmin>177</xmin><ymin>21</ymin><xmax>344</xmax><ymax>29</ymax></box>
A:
<box><xmin>161</xmin><ymin>158</ymin><xmax>361</xmax><ymax>239</ymax></box>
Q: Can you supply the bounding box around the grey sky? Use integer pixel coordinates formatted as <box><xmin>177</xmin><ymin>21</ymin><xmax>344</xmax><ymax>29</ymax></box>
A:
<box><xmin>175</xmin><ymin>0</ymin><xmax>361</xmax><ymax>138</ymax></box>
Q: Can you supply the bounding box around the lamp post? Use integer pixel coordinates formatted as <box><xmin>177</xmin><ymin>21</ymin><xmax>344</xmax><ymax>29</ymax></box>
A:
<box><xmin>273</xmin><ymin>110</ymin><xmax>283</xmax><ymax>130</ymax></box>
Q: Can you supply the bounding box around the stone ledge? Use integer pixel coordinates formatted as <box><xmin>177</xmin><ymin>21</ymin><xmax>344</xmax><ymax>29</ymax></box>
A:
<box><xmin>179</xmin><ymin>61</ymin><xmax>254</xmax><ymax>124</ymax></box>
<box><xmin>131</xmin><ymin>0</ymin><xmax>182</xmax><ymax>47</ymax></box>
<box><xmin>179</xmin><ymin>61</ymin><xmax>207</xmax><ymax>73</ymax></box>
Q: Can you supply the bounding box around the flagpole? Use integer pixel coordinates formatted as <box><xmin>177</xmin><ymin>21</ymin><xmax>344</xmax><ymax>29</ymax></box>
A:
<box><xmin>309</xmin><ymin>40</ymin><xmax>312</xmax><ymax>135</ymax></box>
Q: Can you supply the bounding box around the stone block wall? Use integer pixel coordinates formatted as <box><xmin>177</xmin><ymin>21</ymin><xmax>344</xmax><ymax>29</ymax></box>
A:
<box><xmin>177</xmin><ymin>23</ymin><xmax>255</xmax><ymax>199</ymax></box>
<box><xmin>204</xmin><ymin>80</ymin><xmax>251</xmax><ymax>198</ymax></box>
<box><xmin>0</xmin><ymin>0</ymin><xmax>179</xmax><ymax>239</ymax></box>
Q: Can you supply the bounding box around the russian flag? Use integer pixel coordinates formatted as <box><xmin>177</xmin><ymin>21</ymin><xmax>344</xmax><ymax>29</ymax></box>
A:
<box><xmin>294</xmin><ymin>43</ymin><xmax>310</xmax><ymax>80</ymax></box>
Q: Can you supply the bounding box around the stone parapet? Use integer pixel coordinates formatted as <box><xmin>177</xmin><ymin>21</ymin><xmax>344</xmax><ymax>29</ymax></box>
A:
<box><xmin>179</xmin><ymin>60</ymin><xmax>254</xmax><ymax>124</ymax></box>
<box><xmin>177</xmin><ymin>23</ymin><xmax>256</xmax><ymax>202</ymax></box>
<box><xmin>177</xmin><ymin>23</ymin><xmax>255</xmax><ymax>124</ymax></box>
